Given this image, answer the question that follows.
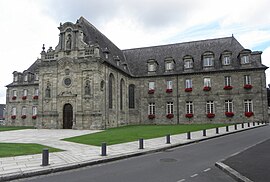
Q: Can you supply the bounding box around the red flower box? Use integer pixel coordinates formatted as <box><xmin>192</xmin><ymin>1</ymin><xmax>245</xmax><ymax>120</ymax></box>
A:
<box><xmin>148</xmin><ymin>89</ymin><xmax>155</xmax><ymax>94</ymax></box>
<box><xmin>32</xmin><ymin>115</ymin><xmax>37</xmax><ymax>119</ymax></box>
<box><xmin>245</xmin><ymin>112</ymin><xmax>254</xmax><ymax>117</ymax></box>
<box><xmin>185</xmin><ymin>113</ymin><xmax>193</xmax><ymax>118</ymax></box>
<box><xmin>33</xmin><ymin>95</ymin><xmax>38</xmax><ymax>100</ymax></box>
<box><xmin>224</xmin><ymin>86</ymin><xmax>233</xmax><ymax>90</ymax></box>
<box><xmin>12</xmin><ymin>96</ymin><xmax>17</xmax><ymax>100</ymax></box>
<box><xmin>148</xmin><ymin>114</ymin><xmax>155</xmax><ymax>119</ymax></box>
<box><xmin>244</xmin><ymin>84</ymin><xmax>252</xmax><ymax>89</ymax></box>
<box><xmin>203</xmin><ymin>86</ymin><xmax>211</xmax><ymax>91</ymax></box>
<box><xmin>207</xmin><ymin>113</ymin><xmax>215</xmax><ymax>118</ymax></box>
<box><xmin>22</xmin><ymin>96</ymin><xmax>27</xmax><ymax>100</ymax></box>
<box><xmin>225</xmin><ymin>112</ymin><xmax>234</xmax><ymax>117</ymax></box>
<box><xmin>185</xmin><ymin>88</ymin><xmax>193</xmax><ymax>92</ymax></box>
<box><xmin>166</xmin><ymin>89</ymin><xmax>173</xmax><ymax>93</ymax></box>
<box><xmin>11</xmin><ymin>115</ymin><xmax>16</xmax><ymax>119</ymax></box>
<box><xmin>166</xmin><ymin>113</ymin><xmax>174</xmax><ymax>119</ymax></box>
<box><xmin>21</xmin><ymin>115</ymin><xmax>26</xmax><ymax>119</ymax></box>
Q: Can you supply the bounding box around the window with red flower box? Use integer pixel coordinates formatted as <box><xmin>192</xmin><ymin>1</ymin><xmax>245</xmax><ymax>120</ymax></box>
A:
<box><xmin>225</xmin><ymin>112</ymin><xmax>234</xmax><ymax>117</ymax></box>
<box><xmin>224</xmin><ymin>86</ymin><xmax>233</xmax><ymax>90</ymax></box>
<box><xmin>148</xmin><ymin>81</ymin><xmax>155</xmax><ymax>94</ymax></box>
<box><xmin>243</xmin><ymin>84</ymin><xmax>252</xmax><ymax>89</ymax></box>
<box><xmin>207</xmin><ymin>113</ymin><xmax>215</xmax><ymax>118</ymax></box>
<box><xmin>245</xmin><ymin>112</ymin><xmax>254</xmax><ymax>117</ymax></box>
<box><xmin>33</xmin><ymin>95</ymin><xmax>39</xmax><ymax>100</ymax></box>
<box><xmin>185</xmin><ymin>88</ymin><xmax>192</xmax><ymax>92</ymax></box>
<box><xmin>148</xmin><ymin>114</ymin><xmax>155</xmax><ymax>119</ymax></box>
<box><xmin>148</xmin><ymin>89</ymin><xmax>155</xmax><ymax>94</ymax></box>
<box><xmin>12</xmin><ymin>96</ymin><xmax>17</xmax><ymax>100</ymax></box>
<box><xmin>11</xmin><ymin>115</ymin><xmax>16</xmax><ymax>119</ymax></box>
<box><xmin>166</xmin><ymin>113</ymin><xmax>174</xmax><ymax>119</ymax></box>
<box><xmin>21</xmin><ymin>115</ymin><xmax>26</xmax><ymax>119</ymax></box>
<box><xmin>32</xmin><ymin>115</ymin><xmax>37</xmax><ymax>119</ymax></box>
<box><xmin>185</xmin><ymin>113</ymin><xmax>193</xmax><ymax>118</ymax></box>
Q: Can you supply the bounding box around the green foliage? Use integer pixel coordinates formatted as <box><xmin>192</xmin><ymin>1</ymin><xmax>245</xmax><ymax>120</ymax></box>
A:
<box><xmin>0</xmin><ymin>143</ymin><xmax>62</xmax><ymax>157</ymax></box>
<box><xmin>64</xmin><ymin>124</ymin><xmax>230</xmax><ymax>146</ymax></box>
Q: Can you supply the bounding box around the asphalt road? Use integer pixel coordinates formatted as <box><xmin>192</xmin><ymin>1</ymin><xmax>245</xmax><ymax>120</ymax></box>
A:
<box><xmin>18</xmin><ymin>125</ymin><xmax>270</xmax><ymax>182</ymax></box>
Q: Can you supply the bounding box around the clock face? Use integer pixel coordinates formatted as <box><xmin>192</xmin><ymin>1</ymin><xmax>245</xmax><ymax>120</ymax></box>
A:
<box><xmin>64</xmin><ymin>77</ymin><xmax>72</xmax><ymax>87</ymax></box>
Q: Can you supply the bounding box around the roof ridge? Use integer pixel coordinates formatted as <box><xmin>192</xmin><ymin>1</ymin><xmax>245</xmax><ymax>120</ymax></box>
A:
<box><xmin>122</xmin><ymin>36</ymin><xmax>233</xmax><ymax>52</ymax></box>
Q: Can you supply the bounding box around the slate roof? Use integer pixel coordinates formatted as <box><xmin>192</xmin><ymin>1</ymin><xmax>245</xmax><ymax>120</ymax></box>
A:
<box><xmin>122</xmin><ymin>36</ymin><xmax>260</xmax><ymax>77</ymax></box>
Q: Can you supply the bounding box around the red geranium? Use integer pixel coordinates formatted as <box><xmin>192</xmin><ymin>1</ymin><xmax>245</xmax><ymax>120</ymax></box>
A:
<box><xmin>225</xmin><ymin>112</ymin><xmax>234</xmax><ymax>117</ymax></box>
<box><xmin>245</xmin><ymin>112</ymin><xmax>254</xmax><ymax>117</ymax></box>
<box><xmin>185</xmin><ymin>113</ymin><xmax>193</xmax><ymax>118</ymax></box>
<box><xmin>166</xmin><ymin>89</ymin><xmax>173</xmax><ymax>93</ymax></box>
<box><xmin>185</xmin><ymin>88</ymin><xmax>193</xmax><ymax>92</ymax></box>
<box><xmin>166</xmin><ymin>113</ymin><xmax>174</xmax><ymax>119</ymax></box>
<box><xmin>148</xmin><ymin>89</ymin><xmax>155</xmax><ymax>94</ymax></box>
<box><xmin>207</xmin><ymin>113</ymin><xmax>215</xmax><ymax>118</ymax></box>
<box><xmin>224</xmin><ymin>86</ymin><xmax>233</xmax><ymax>90</ymax></box>
<box><xmin>244</xmin><ymin>84</ymin><xmax>252</xmax><ymax>89</ymax></box>
<box><xmin>203</xmin><ymin>86</ymin><xmax>211</xmax><ymax>91</ymax></box>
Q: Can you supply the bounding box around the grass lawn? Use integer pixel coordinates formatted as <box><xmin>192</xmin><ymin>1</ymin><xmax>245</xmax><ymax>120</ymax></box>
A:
<box><xmin>64</xmin><ymin>124</ymin><xmax>230</xmax><ymax>146</ymax></box>
<box><xmin>0</xmin><ymin>143</ymin><xmax>62</xmax><ymax>158</ymax></box>
<box><xmin>0</xmin><ymin>126</ymin><xmax>34</xmax><ymax>132</ymax></box>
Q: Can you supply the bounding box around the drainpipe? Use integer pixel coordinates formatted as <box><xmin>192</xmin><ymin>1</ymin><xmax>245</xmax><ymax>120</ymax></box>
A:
<box><xmin>176</xmin><ymin>75</ymin><xmax>180</xmax><ymax>124</ymax></box>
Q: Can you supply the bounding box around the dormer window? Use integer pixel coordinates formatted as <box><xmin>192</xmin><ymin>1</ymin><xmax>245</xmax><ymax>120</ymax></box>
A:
<box><xmin>241</xmin><ymin>55</ymin><xmax>250</xmax><ymax>64</ymax></box>
<box><xmin>24</xmin><ymin>74</ymin><xmax>28</xmax><ymax>82</ymax></box>
<box><xmin>223</xmin><ymin>56</ymin><xmax>231</xmax><ymax>65</ymax></box>
<box><xmin>203</xmin><ymin>52</ymin><xmax>214</xmax><ymax>67</ymax></box>
<box><xmin>147</xmin><ymin>59</ymin><xmax>157</xmax><ymax>72</ymax></box>
<box><xmin>164</xmin><ymin>57</ymin><xmax>174</xmax><ymax>71</ymax></box>
<box><xmin>239</xmin><ymin>49</ymin><xmax>251</xmax><ymax>65</ymax></box>
<box><xmin>221</xmin><ymin>51</ymin><xmax>232</xmax><ymax>66</ymax></box>
<box><xmin>14</xmin><ymin>75</ymin><xmax>18</xmax><ymax>82</ymax></box>
<box><xmin>183</xmin><ymin>55</ymin><xmax>193</xmax><ymax>69</ymax></box>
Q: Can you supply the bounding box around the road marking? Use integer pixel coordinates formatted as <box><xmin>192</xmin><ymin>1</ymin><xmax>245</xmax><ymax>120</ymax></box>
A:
<box><xmin>177</xmin><ymin>179</ymin><xmax>186</xmax><ymax>182</ymax></box>
<box><xmin>203</xmin><ymin>168</ymin><xmax>211</xmax><ymax>172</ymax></box>
<box><xmin>190</xmin><ymin>173</ymin><xmax>198</xmax><ymax>178</ymax></box>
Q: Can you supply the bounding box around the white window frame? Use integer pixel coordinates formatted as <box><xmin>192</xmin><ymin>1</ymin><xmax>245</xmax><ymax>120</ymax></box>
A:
<box><xmin>35</xmin><ymin>73</ymin><xmax>39</xmax><ymax>81</ymax></box>
<box><xmin>165</xmin><ymin>62</ymin><xmax>173</xmax><ymax>71</ymax></box>
<box><xmin>204</xmin><ymin>78</ymin><xmax>211</xmax><ymax>87</ymax></box>
<box><xmin>167</xmin><ymin>102</ymin><xmax>173</xmax><ymax>114</ymax></box>
<box><xmin>244</xmin><ymin>75</ymin><xmax>251</xmax><ymax>85</ymax></box>
<box><xmin>149</xmin><ymin>81</ymin><xmax>155</xmax><ymax>90</ymax></box>
<box><xmin>186</xmin><ymin>101</ymin><xmax>193</xmax><ymax>114</ymax></box>
<box><xmin>244</xmin><ymin>100</ymin><xmax>253</xmax><ymax>112</ymax></box>
<box><xmin>21</xmin><ymin>107</ymin><xmax>27</xmax><ymax>115</ymax></box>
<box><xmin>203</xmin><ymin>57</ymin><xmax>213</xmax><ymax>67</ymax></box>
<box><xmin>148</xmin><ymin>103</ymin><xmax>155</xmax><ymax>115</ymax></box>
<box><xmin>184</xmin><ymin>59</ymin><xmax>193</xmax><ymax>69</ymax></box>
<box><xmin>148</xmin><ymin>64</ymin><xmax>156</xmax><ymax>72</ymax></box>
<box><xmin>23</xmin><ymin>89</ymin><xmax>28</xmax><ymax>97</ymax></box>
<box><xmin>206</xmin><ymin>101</ymin><xmax>214</xmax><ymax>114</ymax></box>
<box><xmin>241</xmin><ymin>55</ymin><xmax>250</xmax><ymax>64</ymax></box>
<box><xmin>223</xmin><ymin>56</ymin><xmax>231</xmax><ymax>65</ymax></box>
<box><xmin>225</xmin><ymin>100</ymin><xmax>233</xmax><ymax>112</ymax></box>
<box><xmin>12</xmin><ymin>90</ymin><xmax>17</xmax><ymax>97</ymax></box>
<box><xmin>225</xmin><ymin>76</ymin><xmax>231</xmax><ymax>86</ymax></box>
<box><xmin>24</xmin><ymin>74</ymin><xmax>28</xmax><ymax>82</ymax></box>
<box><xmin>167</xmin><ymin>80</ymin><xmax>173</xmax><ymax>89</ymax></box>
<box><xmin>14</xmin><ymin>75</ymin><xmax>18</xmax><ymax>82</ymax></box>
<box><xmin>32</xmin><ymin>106</ymin><xmax>37</xmax><ymax>116</ymax></box>
<box><xmin>34</xmin><ymin>88</ymin><xmax>39</xmax><ymax>96</ymax></box>
<box><xmin>12</xmin><ymin>107</ymin><xmax>16</xmax><ymax>115</ymax></box>
<box><xmin>185</xmin><ymin>79</ymin><xmax>192</xmax><ymax>88</ymax></box>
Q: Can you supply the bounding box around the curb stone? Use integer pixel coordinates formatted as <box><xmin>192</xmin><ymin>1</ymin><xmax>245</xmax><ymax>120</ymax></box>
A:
<box><xmin>215</xmin><ymin>162</ymin><xmax>252</xmax><ymax>182</ymax></box>
<box><xmin>0</xmin><ymin>124</ymin><xmax>267</xmax><ymax>181</ymax></box>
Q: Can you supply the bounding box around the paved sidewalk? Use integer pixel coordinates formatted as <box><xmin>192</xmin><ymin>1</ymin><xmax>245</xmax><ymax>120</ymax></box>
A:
<box><xmin>0</xmin><ymin>122</ymin><xmax>266</xmax><ymax>181</ymax></box>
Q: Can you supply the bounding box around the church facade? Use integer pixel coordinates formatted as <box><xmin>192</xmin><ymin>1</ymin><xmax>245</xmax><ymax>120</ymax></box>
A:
<box><xmin>5</xmin><ymin>17</ymin><xmax>268</xmax><ymax>129</ymax></box>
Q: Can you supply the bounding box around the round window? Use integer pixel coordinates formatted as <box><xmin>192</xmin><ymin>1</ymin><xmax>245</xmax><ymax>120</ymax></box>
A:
<box><xmin>64</xmin><ymin>78</ymin><xmax>72</xmax><ymax>86</ymax></box>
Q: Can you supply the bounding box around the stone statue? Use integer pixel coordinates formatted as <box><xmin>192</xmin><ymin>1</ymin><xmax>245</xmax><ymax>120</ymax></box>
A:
<box><xmin>66</xmin><ymin>34</ymin><xmax>72</xmax><ymax>50</ymax></box>
<box><xmin>45</xmin><ymin>85</ymin><xmax>51</xmax><ymax>98</ymax></box>
<box><xmin>85</xmin><ymin>81</ymin><xmax>91</xmax><ymax>95</ymax></box>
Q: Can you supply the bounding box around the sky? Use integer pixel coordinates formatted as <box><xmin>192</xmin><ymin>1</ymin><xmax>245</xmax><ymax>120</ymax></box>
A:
<box><xmin>0</xmin><ymin>0</ymin><xmax>270</xmax><ymax>104</ymax></box>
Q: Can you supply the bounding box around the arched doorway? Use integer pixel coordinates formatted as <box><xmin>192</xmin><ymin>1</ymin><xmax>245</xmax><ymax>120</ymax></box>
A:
<box><xmin>63</xmin><ymin>104</ymin><xmax>73</xmax><ymax>129</ymax></box>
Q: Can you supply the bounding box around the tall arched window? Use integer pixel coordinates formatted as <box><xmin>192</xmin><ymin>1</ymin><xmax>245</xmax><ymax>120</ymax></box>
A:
<box><xmin>120</xmin><ymin>79</ymin><xmax>125</xmax><ymax>110</ymax></box>
<box><xmin>129</xmin><ymin>84</ymin><xmax>135</xmax><ymax>109</ymax></box>
<box><xmin>109</xmin><ymin>74</ymin><xmax>115</xmax><ymax>109</ymax></box>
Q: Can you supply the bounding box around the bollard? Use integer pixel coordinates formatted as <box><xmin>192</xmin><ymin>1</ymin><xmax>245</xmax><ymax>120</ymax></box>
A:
<box><xmin>203</xmin><ymin>129</ymin><xmax>206</xmax><ymax>136</ymax></box>
<box><xmin>234</xmin><ymin>124</ymin><xmax>237</xmax><ymax>130</ymax></box>
<box><xmin>101</xmin><ymin>142</ymin><xmax>107</xmax><ymax>156</ymax></box>
<box><xmin>139</xmin><ymin>138</ymin><xmax>144</xmax><ymax>149</ymax></box>
<box><xmin>248</xmin><ymin>122</ymin><xmax>250</xmax><ymax>127</ymax></box>
<box><xmin>166</xmin><ymin>134</ymin><xmax>171</xmax><ymax>144</ymax></box>
<box><xmin>226</xmin><ymin>125</ymin><xmax>229</xmax><ymax>132</ymax></box>
<box><xmin>216</xmin><ymin>127</ymin><xmax>219</xmax><ymax>134</ymax></box>
<box><xmin>41</xmin><ymin>148</ymin><xmax>49</xmax><ymax>166</ymax></box>
<box><xmin>187</xmin><ymin>132</ymin><xmax>191</xmax><ymax>139</ymax></box>
<box><xmin>242</xmin><ymin>123</ymin><xmax>244</xmax><ymax>128</ymax></box>
<box><xmin>253</xmin><ymin>122</ymin><xmax>255</xmax><ymax>126</ymax></box>
<box><xmin>257</xmin><ymin>121</ymin><xmax>260</xmax><ymax>125</ymax></box>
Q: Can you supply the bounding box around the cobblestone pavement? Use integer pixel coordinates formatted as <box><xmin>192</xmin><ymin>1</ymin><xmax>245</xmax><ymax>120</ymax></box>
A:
<box><xmin>0</xmin><ymin>123</ymin><xmax>265</xmax><ymax>181</ymax></box>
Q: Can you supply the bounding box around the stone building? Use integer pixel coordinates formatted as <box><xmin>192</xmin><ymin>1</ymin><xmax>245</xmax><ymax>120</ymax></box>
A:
<box><xmin>5</xmin><ymin>17</ymin><xmax>268</xmax><ymax>129</ymax></box>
